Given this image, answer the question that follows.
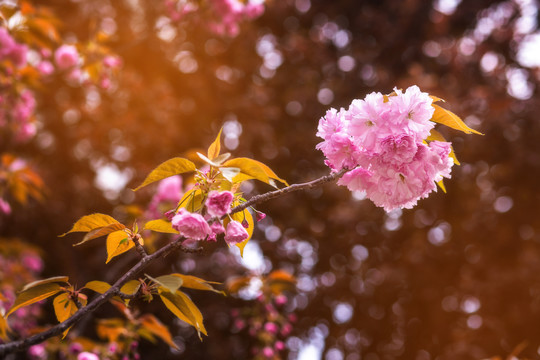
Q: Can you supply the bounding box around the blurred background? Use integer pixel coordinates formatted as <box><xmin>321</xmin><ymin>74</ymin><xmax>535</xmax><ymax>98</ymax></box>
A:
<box><xmin>2</xmin><ymin>0</ymin><xmax>540</xmax><ymax>359</ymax></box>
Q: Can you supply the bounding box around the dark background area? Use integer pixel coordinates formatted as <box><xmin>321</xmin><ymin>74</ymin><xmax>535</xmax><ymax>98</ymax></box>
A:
<box><xmin>3</xmin><ymin>0</ymin><xmax>540</xmax><ymax>359</ymax></box>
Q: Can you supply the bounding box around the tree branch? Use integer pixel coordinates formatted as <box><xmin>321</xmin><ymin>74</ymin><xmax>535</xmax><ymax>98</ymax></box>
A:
<box><xmin>230</xmin><ymin>168</ymin><xmax>348</xmax><ymax>215</ymax></box>
<box><xmin>0</xmin><ymin>169</ymin><xmax>346</xmax><ymax>355</ymax></box>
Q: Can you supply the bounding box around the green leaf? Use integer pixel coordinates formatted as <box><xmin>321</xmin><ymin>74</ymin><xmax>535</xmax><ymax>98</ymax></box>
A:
<box><xmin>207</xmin><ymin>128</ymin><xmax>223</xmax><ymax>160</ymax></box>
<box><xmin>144</xmin><ymin>219</ymin><xmax>179</xmax><ymax>234</ymax></box>
<box><xmin>431</xmin><ymin>104</ymin><xmax>483</xmax><ymax>135</ymax></box>
<box><xmin>133</xmin><ymin>158</ymin><xmax>196</xmax><ymax>191</ymax></box>
<box><xmin>60</xmin><ymin>214</ymin><xmax>120</xmax><ymax>237</ymax></box>
<box><xmin>159</xmin><ymin>290</ymin><xmax>207</xmax><ymax>338</ymax></box>
<box><xmin>106</xmin><ymin>230</ymin><xmax>134</xmax><ymax>264</ymax></box>
<box><xmin>147</xmin><ymin>274</ymin><xmax>184</xmax><ymax>295</ymax></box>
<box><xmin>75</xmin><ymin>223</ymin><xmax>128</xmax><ymax>246</ymax></box>
<box><xmin>170</xmin><ymin>274</ymin><xmax>225</xmax><ymax>295</ymax></box>
<box><xmin>84</xmin><ymin>281</ymin><xmax>111</xmax><ymax>294</ymax></box>
<box><xmin>6</xmin><ymin>283</ymin><xmax>64</xmax><ymax>317</ymax></box>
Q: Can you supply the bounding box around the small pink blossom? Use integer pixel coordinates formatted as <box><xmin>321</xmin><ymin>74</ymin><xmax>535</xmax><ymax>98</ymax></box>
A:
<box><xmin>28</xmin><ymin>344</ymin><xmax>46</xmax><ymax>359</ymax></box>
<box><xmin>224</xmin><ymin>220</ymin><xmax>249</xmax><ymax>244</ymax></box>
<box><xmin>275</xmin><ymin>341</ymin><xmax>285</xmax><ymax>351</ymax></box>
<box><xmin>256</xmin><ymin>211</ymin><xmax>266</xmax><ymax>221</ymax></box>
<box><xmin>37</xmin><ymin>61</ymin><xmax>54</xmax><ymax>75</ymax></box>
<box><xmin>0</xmin><ymin>198</ymin><xmax>11</xmax><ymax>215</ymax></box>
<box><xmin>172</xmin><ymin>208</ymin><xmax>211</xmax><ymax>241</ymax></box>
<box><xmin>103</xmin><ymin>55</ymin><xmax>122</xmax><ymax>68</ymax></box>
<box><xmin>55</xmin><ymin>45</ymin><xmax>79</xmax><ymax>69</ymax></box>
<box><xmin>22</xmin><ymin>254</ymin><xmax>44</xmax><ymax>273</ymax></box>
<box><xmin>77</xmin><ymin>352</ymin><xmax>99</xmax><ymax>360</ymax></box>
<box><xmin>264</xmin><ymin>322</ymin><xmax>279</xmax><ymax>334</ymax></box>
<box><xmin>262</xmin><ymin>346</ymin><xmax>274</xmax><ymax>358</ymax></box>
<box><xmin>206</xmin><ymin>191</ymin><xmax>234</xmax><ymax>217</ymax></box>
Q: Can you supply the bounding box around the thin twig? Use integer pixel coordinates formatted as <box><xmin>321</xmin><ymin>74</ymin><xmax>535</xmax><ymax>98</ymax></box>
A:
<box><xmin>230</xmin><ymin>168</ymin><xmax>348</xmax><ymax>215</ymax></box>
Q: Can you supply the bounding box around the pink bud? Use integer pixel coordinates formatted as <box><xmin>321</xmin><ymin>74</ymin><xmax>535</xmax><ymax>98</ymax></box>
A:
<box><xmin>77</xmin><ymin>352</ymin><xmax>99</xmax><ymax>360</ymax></box>
<box><xmin>256</xmin><ymin>211</ymin><xmax>266</xmax><ymax>221</ymax></box>
<box><xmin>241</xmin><ymin>219</ymin><xmax>249</xmax><ymax>228</ymax></box>
<box><xmin>224</xmin><ymin>220</ymin><xmax>249</xmax><ymax>244</ymax></box>
<box><xmin>280</xmin><ymin>323</ymin><xmax>293</xmax><ymax>337</ymax></box>
<box><xmin>275</xmin><ymin>341</ymin><xmax>285</xmax><ymax>351</ymax></box>
<box><xmin>274</xmin><ymin>294</ymin><xmax>287</xmax><ymax>306</ymax></box>
<box><xmin>37</xmin><ymin>61</ymin><xmax>54</xmax><ymax>76</ymax></box>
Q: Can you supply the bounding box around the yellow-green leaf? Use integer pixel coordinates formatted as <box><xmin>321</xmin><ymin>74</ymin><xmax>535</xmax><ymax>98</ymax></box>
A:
<box><xmin>75</xmin><ymin>223</ymin><xmax>128</xmax><ymax>246</ymax></box>
<box><xmin>170</xmin><ymin>274</ymin><xmax>224</xmax><ymax>295</ymax></box>
<box><xmin>159</xmin><ymin>291</ymin><xmax>207</xmax><ymax>338</ymax></box>
<box><xmin>144</xmin><ymin>219</ymin><xmax>179</xmax><ymax>234</ymax></box>
<box><xmin>177</xmin><ymin>188</ymin><xmax>204</xmax><ymax>213</ymax></box>
<box><xmin>139</xmin><ymin>314</ymin><xmax>179</xmax><ymax>350</ymax></box>
<box><xmin>133</xmin><ymin>158</ymin><xmax>196</xmax><ymax>191</ymax></box>
<box><xmin>106</xmin><ymin>230</ymin><xmax>134</xmax><ymax>264</ymax></box>
<box><xmin>252</xmin><ymin>159</ymin><xmax>289</xmax><ymax>187</ymax></box>
<box><xmin>207</xmin><ymin>128</ymin><xmax>223</xmax><ymax>160</ymax></box>
<box><xmin>426</xmin><ymin>129</ymin><xmax>460</xmax><ymax>165</ymax></box>
<box><xmin>120</xmin><ymin>280</ymin><xmax>141</xmax><ymax>296</ymax></box>
<box><xmin>148</xmin><ymin>274</ymin><xmax>184</xmax><ymax>295</ymax></box>
<box><xmin>223</xmin><ymin>158</ymin><xmax>270</xmax><ymax>185</ymax></box>
<box><xmin>431</xmin><ymin>104</ymin><xmax>483</xmax><ymax>135</ymax></box>
<box><xmin>21</xmin><ymin>276</ymin><xmax>70</xmax><ymax>292</ymax></box>
<box><xmin>60</xmin><ymin>214</ymin><xmax>120</xmax><ymax>237</ymax></box>
<box><xmin>6</xmin><ymin>283</ymin><xmax>63</xmax><ymax>317</ymax></box>
<box><xmin>84</xmin><ymin>281</ymin><xmax>111</xmax><ymax>294</ymax></box>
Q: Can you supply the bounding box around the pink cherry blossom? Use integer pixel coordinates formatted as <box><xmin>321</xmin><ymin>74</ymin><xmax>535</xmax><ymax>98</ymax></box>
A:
<box><xmin>37</xmin><ymin>61</ymin><xmax>54</xmax><ymax>75</ymax></box>
<box><xmin>318</xmin><ymin>86</ymin><xmax>454</xmax><ymax>211</ymax></box>
<box><xmin>172</xmin><ymin>208</ymin><xmax>211</xmax><ymax>241</ymax></box>
<box><xmin>77</xmin><ymin>352</ymin><xmax>99</xmax><ymax>360</ymax></box>
<box><xmin>206</xmin><ymin>190</ymin><xmax>234</xmax><ymax>217</ymax></box>
<box><xmin>54</xmin><ymin>45</ymin><xmax>79</xmax><ymax>70</ymax></box>
<box><xmin>224</xmin><ymin>220</ymin><xmax>249</xmax><ymax>244</ymax></box>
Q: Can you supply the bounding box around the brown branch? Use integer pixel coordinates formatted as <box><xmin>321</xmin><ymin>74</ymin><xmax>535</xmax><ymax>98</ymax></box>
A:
<box><xmin>0</xmin><ymin>169</ymin><xmax>346</xmax><ymax>356</ymax></box>
<box><xmin>230</xmin><ymin>168</ymin><xmax>348</xmax><ymax>215</ymax></box>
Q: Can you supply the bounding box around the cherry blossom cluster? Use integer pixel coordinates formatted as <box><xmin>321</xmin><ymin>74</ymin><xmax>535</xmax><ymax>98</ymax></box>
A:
<box><xmin>231</xmin><ymin>293</ymin><xmax>295</xmax><ymax>359</ymax></box>
<box><xmin>0</xmin><ymin>28</ymin><xmax>37</xmax><ymax>142</ymax></box>
<box><xmin>164</xmin><ymin>0</ymin><xmax>265</xmax><ymax>36</ymax></box>
<box><xmin>317</xmin><ymin>86</ymin><xmax>454</xmax><ymax>211</ymax></box>
<box><xmin>171</xmin><ymin>189</ymin><xmax>250</xmax><ymax>245</ymax></box>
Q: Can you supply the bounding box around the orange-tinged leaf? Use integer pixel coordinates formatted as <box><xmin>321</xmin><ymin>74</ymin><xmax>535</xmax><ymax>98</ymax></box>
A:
<box><xmin>224</xmin><ymin>158</ymin><xmax>270</xmax><ymax>185</ymax></box>
<box><xmin>252</xmin><ymin>159</ymin><xmax>289</xmax><ymax>187</ymax></box>
<box><xmin>53</xmin><ymin>292</ymin><xmax>86</xmax><ymax>338</ymax></box>
<box><xmin>106</xmin><ymin>230</ymin><xmax>134</xmax><ymax>264</ymax></box>
<box><xmin>133</xmin><ymin>158</ymin><xmax>196</xmax><ymax>191</ymax></box>
<box><xmin>21</xmin><ymin>276</ymin><xmax>69</xmax><ymax>292</ymax></box>
<box><xmin>430</xmin><ymin>95</ymin><xmax>444</xmax><ymax>103</ymax></box>
<box><xmin>0</xmin><ymin>315</ymin><xmax>10</xmax><ymax>341</ymax></box>
<box><xmin>143</xmin><ymin>219</ymin><xmax>178</xmax><ymax>234</ymax></box>
<box><xmin>427</xmin><ymin>129</ymin><xmax>460</xmax><ymax>165</ymax></box>
<box><xmin>60</xmin><ymin>213</ymin><xmax>120</xmax><ymax>237</ymax></box>
<box><xmin>75</xmin><ymin>223</ymin><xmax>127</xmax><ymax>246</ymax></box>
<box><xmin>266</xmin><ymin>270</ymin><xmax>297</xmax><ymax>295</ymax></box>
<box><xmin>159</xmin><ymin>291</ymin><xmax>207</xmax><ymax>338</ymax></box>
<box><xmin>96</xmin><ymin>318</ymin><xmax>127</xmax><ymax>342</ymax></box>
<box><xmin>207</xmin><ymin>128</ymin><xmax>223</xmax><ymax>160</ymax></box>
<box><xmin>170</xmin><ymin>274</ymin><xmax>224</xmax><ymax>295</ymax></box>
<box><xmin>6</xmin><ymin>283</ymin><xmax>63</xmax><ymax>317</ymax></box>
<box><xmin>226</xmin><ymin>276</ymin><xmax>252</xmax><ymax>294</ymax></box>
<box><xmin>84</xmin><ymin>281</ymin><xmax>111</xmax><ymax>294</ymax></box>
<box><xmin>139</xmin><ymin>314</ymin><xmax>179</xmax><ymax>350</ymax></box>
<box><xmin>431</xmin><ymin>104</ymin><xmax>483</xmax><ymax>135</ymax></box>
